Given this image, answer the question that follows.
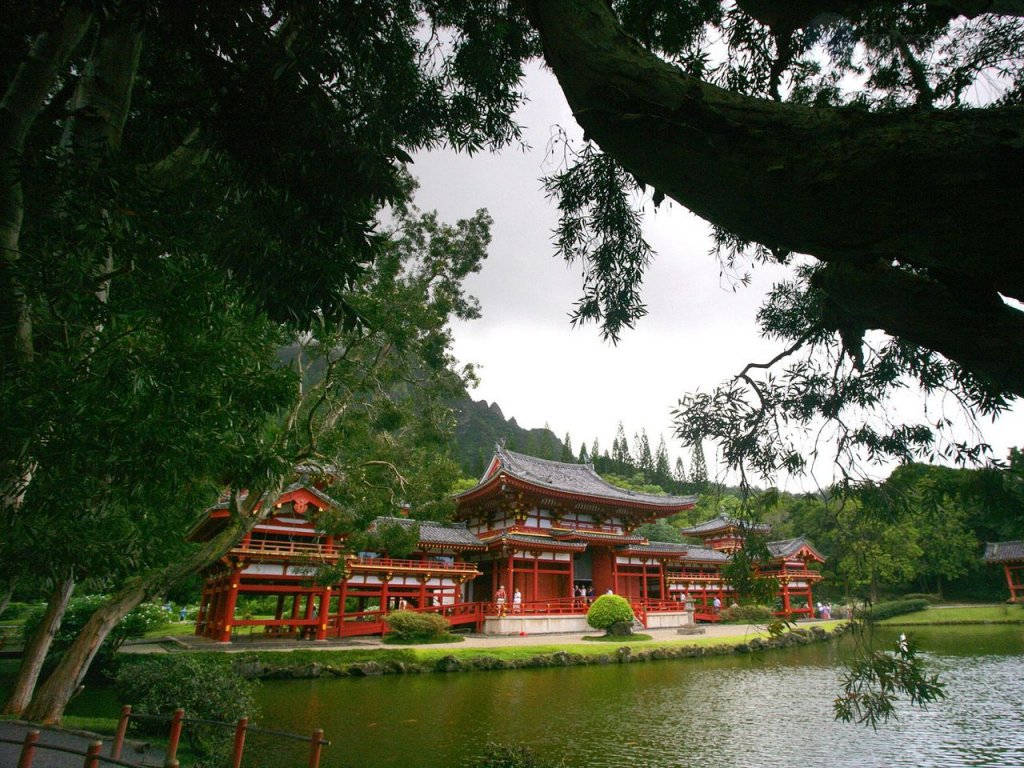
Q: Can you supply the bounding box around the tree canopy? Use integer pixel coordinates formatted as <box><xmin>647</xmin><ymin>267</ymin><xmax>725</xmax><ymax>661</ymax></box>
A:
<box><xmin>521</xmin><ymin>0</ymin><xmax>1024</xmax><ymax>481</ymax></box>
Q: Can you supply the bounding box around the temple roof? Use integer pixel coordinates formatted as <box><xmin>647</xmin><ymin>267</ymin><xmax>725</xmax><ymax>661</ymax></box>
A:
<box><xmin>767</xmin><ymin>537</ymin><xmax>825</xmax><ymax>562</ymax></box>
<box><xmin>984</xmin><ymin>540</ymin><xmax>1024</xmax><ymax>563</ymax></box>
<box><xmin>619</xmin><ymin>540</ymin><xmax>690</xmax><ymax>557</ymax></box>
<box><xmin>456</xmin><ymin>447</ymin><xmax>697</xmax><ymax>511</ymax></box>
<box><xmin>371</xmin><ymin>517</ymin><xmax>486</xmax><ymax>550</ymax></box>
<box><xmin>550</xmin><ymin>528</ymin><xmax>647</xmax><ymax>545</ymax></box>
<box><xmin>479</xmin><ymin>531</ymin><xmax>588</xmax><ymax>553</ymax></box>
<box><xmin>678</xmin><ymin>514</ymin><xmax>771</xmax><ymax>536</ymax></box>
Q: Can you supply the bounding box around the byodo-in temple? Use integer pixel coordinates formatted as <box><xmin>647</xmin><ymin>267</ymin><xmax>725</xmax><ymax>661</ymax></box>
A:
<box><xmin>191</xmin><ymin>448</ymin><xmax>826</xmax><ymax>642</ymax></box>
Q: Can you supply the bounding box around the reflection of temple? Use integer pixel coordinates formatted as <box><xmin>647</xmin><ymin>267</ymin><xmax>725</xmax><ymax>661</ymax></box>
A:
<box><xmin>984</xmin><ymin>541</ymin><xmax>1024</xmax><ymax>601</ymax></box>
<box><xmin>191</xmin><ymin>449</ymin><xmax>826</xmax><ymax>642</ymax></box>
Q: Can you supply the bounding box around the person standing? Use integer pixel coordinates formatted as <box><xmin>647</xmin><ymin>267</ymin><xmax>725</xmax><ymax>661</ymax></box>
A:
<box><xmin>512</xmin><ymin>588</ymin><xmax>523</xmax><ymax>613</ymax></box>
<box><xmin>495</xmin><ymin>585</ymin><xmax>507</xmax><ymax>616</ymax></box>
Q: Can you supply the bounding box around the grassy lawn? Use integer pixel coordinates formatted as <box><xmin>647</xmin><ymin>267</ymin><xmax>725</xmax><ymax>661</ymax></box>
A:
<box><xmin>878</xmin><ymin>603</ymin><xmax>1024</xmax><ymax>625</ymax></box>
<box><xmin>167</xmin><ymin>621</ymin><xmax>848</xmax><ymax>669</ymax></box>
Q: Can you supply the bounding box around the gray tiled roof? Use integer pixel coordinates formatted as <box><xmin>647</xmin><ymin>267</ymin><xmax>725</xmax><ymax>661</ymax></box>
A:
<box><xmin>619</xmin><ymin>540</ymin><xmax>690</xmax><ymax>556</ymax></box>
<box><xmin>984</xmin><ymin>540</ymin><xmax>1024</xmax><ymax>563</ymax></box>
<box><xmin>677</xmin><ymin>545</ymin><xmax>729</xmax><ymax>563</ymax></box>
<box><xmin>479</xmin><ymin>531</ymin><xmax>588</xmax><ymax>551</ymax></box>
<box><xmin>678</xmin><ymin>514</ymin><xmax>771</xmax><ymax>535</ymax></box>
<box><xmin>767</xmin><ymin>536</ymin><xmax>823</xmax><ymax>560</ymax></box>
<box><xmin>372</xmin><ymin>517</ymin><xmax>485</xmax><ymax>549</ymax></box>
<box><xmin>474</xmin><ymin>447</ymin><xmax>697</xmax><ymax>507</ymax></box>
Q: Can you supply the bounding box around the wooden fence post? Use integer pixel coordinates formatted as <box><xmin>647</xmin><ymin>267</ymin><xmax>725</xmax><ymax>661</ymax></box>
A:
<box><xmin>112</xmin><ymin>704</ymin><xmax>131</xmax><ymax>760</ymax></box>
<box><xmin>16</xmin><ymin>729</ymin><xmax>39</xmax><ymax>768</ymax></box>
<box><xmin>308</xmin><ymin>728</ymin><xmax>325</xmax><ymax>768</ymax></box>
<box><xmin>164</xmin><ymin>708</ymin><xmax>184</xmax><ymax>768</ymax></box>
<box><xmin>82</xmin><ymin>740</ymin><xmax>102</xmax><ymax>768</ymax></box>
<box><xmin>230</xmin><ymin>716</ymin><xmax>248</xmax><ymax>768</ymax></box>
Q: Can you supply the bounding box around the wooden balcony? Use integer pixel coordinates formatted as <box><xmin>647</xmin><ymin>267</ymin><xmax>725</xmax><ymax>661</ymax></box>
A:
<box><xmin>230</xmin><ymin>540</ymin><xmax>341</xmax><ymax>563</ymax></box>
<box><xmin>348</xmin><ymin>556</ymin><xmax>480</xmax><ymax>577</ymax></box>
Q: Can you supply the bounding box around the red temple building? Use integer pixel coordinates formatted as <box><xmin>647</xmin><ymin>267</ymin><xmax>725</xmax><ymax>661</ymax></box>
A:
<box><xmin>190</xmin><ymin>450</ymin><xmax>828</xmax><ymax>642</ymax></box>
<box><xmin>984</xmin><ymin>540</ymin><xmax>1024</xmax><ymax>602</ymax></box>
<box><xmin>191</xmin><ymin>481</ymin><xmax>486</xmax><ymax>641</ymax></box>
<box><xmin>677</xmin><ymin>516</ymin><xmax>825</xmax><ymax>616</ymax></box>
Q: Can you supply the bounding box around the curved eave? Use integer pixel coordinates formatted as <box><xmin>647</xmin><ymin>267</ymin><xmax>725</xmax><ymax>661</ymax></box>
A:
<box><xmin>455</xmin><ymin>472</ymin><xmax>696</xmax><ymax>514</ymax></box>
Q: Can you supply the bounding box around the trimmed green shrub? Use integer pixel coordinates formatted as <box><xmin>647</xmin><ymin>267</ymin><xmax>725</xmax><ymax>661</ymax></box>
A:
<box><xmin>468</xmin><ymin>743</ymin><xmax>567</xmax><ymax>767</ymax></box>
<box><xmin>586</xmin><ymin>594</ymin><xmax>634</xmax><ymax>634</ymax></box>
<box><xmin>901</xmin><ymin>593</ymin><xmax>943</xmax><ymax>604</ymax></box>
<box><xmin>719</xmin><ymin>604</ymin><xmax>775</xmax><ymax>623</ymax></box>
<box><xmin>860</xmin><ymin>598</ymin><xmax>930</xmax><ymax>621</ymax></box>
<box><xmin>115</xmin><ymin>656</ymin><xmax>258</xmax><ymax>767</ymax></box>
<box><xmin>384</xmin><ymin>609</ymin><xmax>450</xmax><ymax>640</ymax></box>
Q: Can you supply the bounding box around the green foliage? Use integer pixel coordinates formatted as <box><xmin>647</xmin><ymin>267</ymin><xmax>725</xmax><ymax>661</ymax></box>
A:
<box><xmin>586</xmin><ymin>595</ymin><xmax>634</xmax><ymax>631</ymax></box>
<box><xmin>114</xmin><ymin>656</ymin><xmax>258</xmax><ymax>766</ymax></box>
<box><xmin>468</xmin><ymin>743</ymin><xmax>567</xmax><ymax>768</ymax></box>
<box><xmin>719</xmin><ymin>604</ymin><xmax>775</xmax><ymax>624</ymax></box>
<box><xmin>384</xmin><ymin>610</ymin><xmax>450</xmax><ymax>641</ymax></box>
<box><xmin>859</xmin><ymin>599</ymin><xmax>931</xmax><ymax>622</ymax></box>
<box><xmin>20</xmin><ymin>597</ymin><xmax>167</xmax><ymax>657</ymax></box>
<box><xmin>835</xmin><ymin>633</ymin><xmax>946</xmax><ymax>728</ymax></box>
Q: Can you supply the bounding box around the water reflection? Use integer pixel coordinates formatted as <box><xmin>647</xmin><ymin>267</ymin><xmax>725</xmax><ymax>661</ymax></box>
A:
<box><xmin>251</xmin><ymin>626</ymin><xmax>1024</xmax><ymax>768</ymax></box>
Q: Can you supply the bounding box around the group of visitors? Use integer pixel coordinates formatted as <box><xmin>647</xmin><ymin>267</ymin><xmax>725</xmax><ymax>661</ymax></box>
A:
<box><xmin>815</xmin><ymin>601</ymin><xmax>833</xmax><ymax>620</ymax></box>
<box><xmin>493</xmin><ymin>585</ymin><xmax>523</xmax><ymax>615</ymax></box>
<box><xmin>574</xmin><ymin>584</ymin><xmax>596</xmax><ymax>606</ymax></box>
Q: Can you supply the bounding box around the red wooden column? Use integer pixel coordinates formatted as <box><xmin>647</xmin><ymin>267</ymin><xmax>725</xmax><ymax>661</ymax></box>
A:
<box><xmin>780</xmin><ymin>577</ymin><xmax>792</xmax><ymax>615</ymax></box>
<box><xmin>315</xmin><ymin>586</ymin><xmax>331</xmax><ymax>640</ymax></box>
<box><xmin>532</xmin><ymin>554</ymin><xmax>539</xmax><ymax>601</ymax></box>
<box><xmin>336</xmin><ymin>579</ymin><xmax>349</xmax><ymax>637</ymax></box>
<box><xmin>217</xmin><ymin>565</ymin><xmax>242</xmax><ymax>642</ymax></box>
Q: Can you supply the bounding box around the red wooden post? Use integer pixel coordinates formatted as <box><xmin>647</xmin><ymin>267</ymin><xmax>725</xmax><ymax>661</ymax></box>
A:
<box><xmin>112</xmin><ymin>704</ymin><xmax>131</xmax><ymax>759</ymax></box>
<box><xmin>308</xmin><ymin>728</ymin><xmax>325</xmax><ymax>768</ymax></box>
<box><xmin>83</xmin><ymin>740</ymin><xmax>102</xmax><ymax>768</ymax></box>
<box><xmin>16</xmin><ymin>729</ymin><xmax>39</xmax><ymax>768</ymax></box>
<box><xmin>165</xmin><ymin>707</ymin><xmax>184</xmax><ymax>768</ymax></box>
<box><xmin>229</xmin><ymin>716</ymin><xmax>248</xmax><ymax>768</ymax></box>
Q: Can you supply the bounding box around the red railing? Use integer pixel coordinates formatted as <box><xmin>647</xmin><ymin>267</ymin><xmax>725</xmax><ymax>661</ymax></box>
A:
<box><xmin>483</xmin><ymin>596</ymin><xmax>587</xmax><ymax>617</ymax></box>
<box><xmin>230</xmin><ymin>540</ymin><xmax>339</xmax><ymax>561</ymax></box>
<box><xmin>1</xmin><ymin>706</ymin><xmax>329</xmax><ymax>768</ymax></box>
<box><xmin>348</xmin><ymin>556</ymin><xmax>479</xmax><ymax>574</ymax></box>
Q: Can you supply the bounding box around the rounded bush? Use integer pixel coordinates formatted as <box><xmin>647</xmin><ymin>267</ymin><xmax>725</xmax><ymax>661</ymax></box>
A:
<box><xmin>586</xmin><ymin>595</ymin><xmax>634</xmax><ymax>632</ymax></box>
<box><xmin>384</xmin><ymin>609</ymin><xmax>449</xmax><ymax>639</ymax></box>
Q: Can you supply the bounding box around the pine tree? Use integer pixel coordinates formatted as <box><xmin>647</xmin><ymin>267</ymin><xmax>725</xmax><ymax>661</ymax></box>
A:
<box><xmin>590</xmin><ymin>437</ymin><xmax>600</xmax><ymax>461</ymax></box>
<box><xmin>561</xmin><ymin>432</ymin><xmax>575</xmax><ymax>462</ymax></box>
<box><xmin>690</xmin><ymin>442</ymin><xmax>708</xmax><ymax>490</ymax></box>
<box><xmin>654</xmin><ymin>437</ymin><xmax>672</xmax><ymax>486</ymax></box>
<box><xmin>612</xmin><ymin>422</ymin><xmax>632</xmax><ymax>472</ymax></box>
<box><xmin>578</xmin><ymin>443</ymin><xmax>589</xmax><ymax>464</ymax></box>
<box><xmin>637</xmin><ymin>429</ymin><xmax>654</xmax><ymax>478</ymax></box>
<box><xmin>674</xmin><ymin>456</ymin><xmax>688</xmax><ymax>485</ymax></box>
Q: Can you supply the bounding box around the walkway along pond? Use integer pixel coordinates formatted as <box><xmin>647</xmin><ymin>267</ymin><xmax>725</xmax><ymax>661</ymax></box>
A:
<box><xmin>238</xmin><ymin>624</ymin><xmax>1023</xmax><ymax>767</ymax></box>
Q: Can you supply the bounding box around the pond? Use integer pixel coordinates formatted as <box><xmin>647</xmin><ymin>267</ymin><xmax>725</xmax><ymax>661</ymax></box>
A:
<box><xmin>246</xmin><ymin>625</ymin><xmax>1024</xmax><ymax>768</ymax></box>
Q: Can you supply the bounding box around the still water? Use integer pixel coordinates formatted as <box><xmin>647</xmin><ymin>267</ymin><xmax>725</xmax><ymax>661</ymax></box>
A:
<box><xmin>249</xmin><ymin>625</ymin><xmax>1024</xmax><ymax>768</ymax></box>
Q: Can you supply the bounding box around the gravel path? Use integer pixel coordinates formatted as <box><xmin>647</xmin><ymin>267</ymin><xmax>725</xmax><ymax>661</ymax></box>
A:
<box><xmin>0</xmin><ymin>720</ymin><xmax>163</xmax><ymax>768</ymax></box>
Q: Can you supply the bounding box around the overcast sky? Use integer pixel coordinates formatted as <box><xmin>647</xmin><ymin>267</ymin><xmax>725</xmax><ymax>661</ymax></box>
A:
<box><xmin>411</xmin><ymin>61</ymin><xmax>1023</xmax><ymax>491</ymax></box>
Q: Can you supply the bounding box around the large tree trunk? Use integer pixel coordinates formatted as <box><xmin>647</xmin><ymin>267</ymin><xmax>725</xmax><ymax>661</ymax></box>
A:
<box><xmin>522</xmin><ymin>0</ymin><xmax>1024</xmax><ymax>395</ymax></box>
<box><xmin>1</xmin><ymin>576</ymin><xmax>74</xmax><ymax>716</ymax></box>
<box><xmin>23</xmin><ymin>491</ymin><xmax>271</xmax><ymax>724</ymax></box>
